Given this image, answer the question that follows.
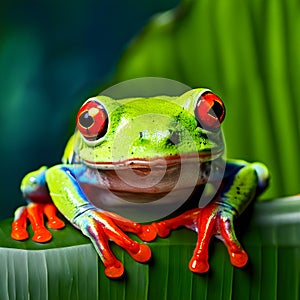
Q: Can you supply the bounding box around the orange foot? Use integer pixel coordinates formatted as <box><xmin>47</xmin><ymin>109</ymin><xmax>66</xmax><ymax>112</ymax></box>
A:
<box><xmin>11</xmin><ymin>203</ymin><xmax>65</xmax><ymax>242</ymax></box>
<box><xmin>74</xmin><ymin>210</ymin><xmax>157</xmax><ymax>278</ymax></box>
<box><xmin>153</xmin><ymin>202</ymin><xmax>248</xmax><ymax>273</ymax></box>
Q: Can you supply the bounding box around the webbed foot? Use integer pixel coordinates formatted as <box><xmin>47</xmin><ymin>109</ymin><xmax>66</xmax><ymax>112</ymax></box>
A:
<box><xmin>153</xmin><ymin>202</ymin><xmax>248</xmax><ymax>273</ymax></box>
<box><xmin>74</xmin><ymin>209</ymin><xmax>156</xmax><ymax>278</ymax></box>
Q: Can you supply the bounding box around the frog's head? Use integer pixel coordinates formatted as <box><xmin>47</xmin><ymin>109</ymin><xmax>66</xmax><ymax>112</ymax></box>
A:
<box><xmin>73</xmin><ymin>88</ymin><xmax>226</xmax><ymax>217</ymax></box>
<box><xmin>75</xmin><ymin>88</ymin><xmax>226</xmax><ymax>170</ymax></box>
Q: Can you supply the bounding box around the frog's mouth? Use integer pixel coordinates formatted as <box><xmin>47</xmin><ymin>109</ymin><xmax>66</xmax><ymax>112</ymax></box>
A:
<box><xmin>80</xmin><ymin>150</ymin><xmax>224</xmax><ymax>204</ymax></box>
<box><xmin>83</xmin><ymin>150</ymin><xmax>223</xmax><ymax>170</ymax></box>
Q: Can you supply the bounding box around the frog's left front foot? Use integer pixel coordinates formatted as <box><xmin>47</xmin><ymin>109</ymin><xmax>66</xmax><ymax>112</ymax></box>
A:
<box><xmin>74</xmin><ymin>209</ymin><xmax>157</xmax><ymax>278</ymax></box>
<box><xmin>153</xmin><ymin>202</ymin><xmax>248</xmax><ymax>273</ymax></box>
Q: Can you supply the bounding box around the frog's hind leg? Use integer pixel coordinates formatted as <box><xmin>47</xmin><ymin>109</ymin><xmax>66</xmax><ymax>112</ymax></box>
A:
<box><xmin>12</xmin><ymin>166</ymin><xmax>65</xmax><ymax>243</ymax></box>
<box><xmin>11</xmin><ymin>203</ymin><xmax>65</xmax><ymax>243</ymax></box>
<box><xmin>11</xmin><ymin>203</ymin><xmax>53</xmax><ymax>242</ymax></box>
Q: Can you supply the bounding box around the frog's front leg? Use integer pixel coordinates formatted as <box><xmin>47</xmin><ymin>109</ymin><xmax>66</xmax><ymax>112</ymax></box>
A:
<box><xmin>153</xmin><ymin>161</ymin><xmax>269</xmax><ymax>273</ymax></box>
<box><xmin>11</xmin><ymin>166</ymin><xmax>65</xmax><ymax>242</ymax></box>
<box><xmin>43</xmin><ymin>165</ymin><xmax>156</xmax><ymax>278</ymax></box>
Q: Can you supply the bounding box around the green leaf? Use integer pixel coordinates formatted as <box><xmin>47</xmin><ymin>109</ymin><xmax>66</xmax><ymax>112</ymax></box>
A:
<box><xmin>1</xmin><ymin>196</ymin><xmax>300</xmax><ymax>299</ymax></box>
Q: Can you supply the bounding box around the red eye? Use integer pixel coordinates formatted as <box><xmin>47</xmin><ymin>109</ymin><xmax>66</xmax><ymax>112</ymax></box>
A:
<box><xmin>76</xmin><ymin>100</ymin><xmax>108</xmax><ymax>141</ymax></box>
<box><xmin>195</xmin><ymin>92</ymin><xmax>225</xmax><ymax>131</ymax></box>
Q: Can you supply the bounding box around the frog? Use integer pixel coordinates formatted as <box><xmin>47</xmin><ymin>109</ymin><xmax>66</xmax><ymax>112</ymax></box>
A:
<box><xmin>11</xmin><ymin>87</ymin><xmax>269</xmax><ymax>278</ymax></box>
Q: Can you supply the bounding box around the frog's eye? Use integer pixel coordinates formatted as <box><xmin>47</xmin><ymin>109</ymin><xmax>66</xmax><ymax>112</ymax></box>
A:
<box><xmin>195</xmin><ymin>92</ymin><xmax>225</xmax><ymax>131</ymax></box>
<box><xmin>76</xmin><ymin>100</ymin><xmax>108</xmax><ymax>141</ymax></box>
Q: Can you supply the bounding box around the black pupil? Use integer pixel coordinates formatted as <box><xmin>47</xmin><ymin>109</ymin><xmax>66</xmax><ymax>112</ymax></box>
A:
<box><xmin>208</xmin><ymin>101</ymin><xmax>223</xmax><ymax>119</ymax></box>
<box><xmin>80</xmin><ymin>111</ymin><xmax>94</xmax><ymax>128</ymax></box>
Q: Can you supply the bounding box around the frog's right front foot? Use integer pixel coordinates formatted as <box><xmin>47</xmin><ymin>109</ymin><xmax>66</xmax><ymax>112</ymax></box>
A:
<box><xmin>74</xmin><ymin>209</ymin><xmax>157</xmax><ymax>278</ymax></box>
<box><xmin>11</xmin><ymin>203</ymin><xmax>65</xmax><ymax>242</ymax></box>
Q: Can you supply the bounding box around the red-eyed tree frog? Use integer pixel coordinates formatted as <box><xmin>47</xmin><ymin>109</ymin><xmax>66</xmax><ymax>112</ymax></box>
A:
<box><xmin>11</xmin><ymin>88</ymin><xmax>269</xmax><ymax>278</ymax></box>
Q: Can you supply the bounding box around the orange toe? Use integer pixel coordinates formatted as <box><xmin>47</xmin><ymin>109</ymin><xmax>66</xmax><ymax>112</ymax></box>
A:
<box><xmin>47</xmin><ymin>217</ymin><xmax>65</xmax><ymax>229</ymax></box>
<box><xmin>229</xmin><ymin>250</ymin><xmax>248</xmax><ymax>268</ymax></box>
<box><xmin>11</xmin><ymin>227</ymin><xmax>29</xmax><ymax>241</ymax></box>
<box><xmin>32</xmin><ymin>227</ymin><xmax>52</xmax><ymax>243</ymax></box>
<box><xmin>152</xmin><ymin>222</ymin><xmax>170</xmax><ymax>238</ymax></box>
<box><xmin>128</xmin><ymin>244</ymin><xmax>152</xmax><ymax>263</ymax></box>
<box><xmin>137</xmin><ymin>224</ymin><xmax>157</xmax><ymax>242</ymax></box>
<box><xmin>104</xmin><ymin>262</ymin><xmax>124</xmax><ymax>278</ymax></box>
<box><xmin>189</xmin><ymin>257</ymin><xmax>210</xmax><ymax>273</ymax></box>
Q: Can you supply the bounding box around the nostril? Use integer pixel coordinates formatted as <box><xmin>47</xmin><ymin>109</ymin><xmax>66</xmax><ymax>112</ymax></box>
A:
<box><xmin>167</xmin><ymin>130</ymin><xmax>180</xmax><ymax>146</ymax></box>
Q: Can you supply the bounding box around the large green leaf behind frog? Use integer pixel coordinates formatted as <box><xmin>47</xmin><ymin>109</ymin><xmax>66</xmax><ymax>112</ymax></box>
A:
<box><xmin>10</xmin><ymin>86</ymin><xmax>268</xmax><ymax>278</ymax></box>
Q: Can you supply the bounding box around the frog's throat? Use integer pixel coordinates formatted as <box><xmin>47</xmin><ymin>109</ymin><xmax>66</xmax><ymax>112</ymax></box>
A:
<box><xmin>82</xmin><ymin>151</ymin><xmax>224</xmax><ymax>170</ymax></box>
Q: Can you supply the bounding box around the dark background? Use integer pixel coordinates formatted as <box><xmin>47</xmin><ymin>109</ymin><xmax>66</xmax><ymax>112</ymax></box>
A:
<box><xmin>0</xmin><ymin>0</ymin><xmax>179</xmax><ymax>219</ymax></box>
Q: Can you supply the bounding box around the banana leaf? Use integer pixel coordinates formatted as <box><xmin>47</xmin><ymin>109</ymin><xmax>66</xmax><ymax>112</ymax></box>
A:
<box><xmin>0</xmin><ymin>196</ymin><xmax>300</xmax><ymax>300</ymax></box>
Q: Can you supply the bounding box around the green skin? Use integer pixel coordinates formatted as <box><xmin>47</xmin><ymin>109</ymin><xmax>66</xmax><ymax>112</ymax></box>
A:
<box><xmin>11</xmin><ymin>88</ymin><xmax>269</xmax><ymax>278</ymax></box>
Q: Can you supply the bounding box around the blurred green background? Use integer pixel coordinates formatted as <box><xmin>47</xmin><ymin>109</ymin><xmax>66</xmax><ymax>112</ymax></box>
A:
<box><xmin>0</xmin><ymin>0</ymin><xmax>299</xmax><ymax>220</ymax></box>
